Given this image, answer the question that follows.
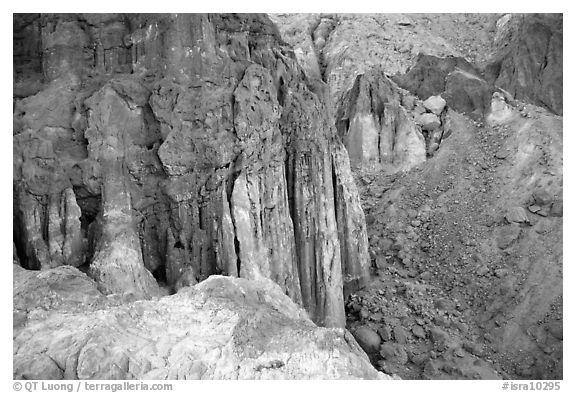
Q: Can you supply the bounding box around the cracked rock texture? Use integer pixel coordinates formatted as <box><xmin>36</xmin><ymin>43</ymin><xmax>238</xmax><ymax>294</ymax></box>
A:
<box><xmin>485</xmin><ymin>14</ymin><xmax>563</xmax><ymax>115</ymax></box>
<box><xmin>13</xmin><ymin>13</ymin><xmax>370</xmax><ymax>329</ymax></box>
<box><xmin>335</xmin><ymin>67</ymin><xmax>426</xmax><ymax>171</ymax></box>
<box><xmin>13</xmin><ymin>266</ymin><xmax>389</xmax><ymax>380</ymax></box>
<box><xmin>14</xmin><ymin>12</ymin><xmax>562</xmax><ymax>381</ymax></box>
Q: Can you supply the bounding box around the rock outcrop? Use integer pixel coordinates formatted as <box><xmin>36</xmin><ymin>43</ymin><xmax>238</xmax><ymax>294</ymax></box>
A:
<box><xmin>392</xmin><ymin>53</ymin><xmax>494</xmax><ymax>120</ymax></box>
<box><xmin>486</xmin><ymin>14</ymin><xmax>563</xmax><ymax>115</ymax></box>
<box><xmin>335</xmin><ymin>68</ymin><xmax>426</xmax><ymax>171</ymax></box>
<box><xmin>13</xmin><ymin>265</ymin><xmax>389</xmax><ymax>380</ymax></box>
<box><xmin>13</xmin><ymin>13</ymin><xmax>370</xmax><ymax>327</ymax></box>
<box><xmin>271</xmin><ymin>13</ymin><xmax>499</xmax><ymax>106</ymax></box>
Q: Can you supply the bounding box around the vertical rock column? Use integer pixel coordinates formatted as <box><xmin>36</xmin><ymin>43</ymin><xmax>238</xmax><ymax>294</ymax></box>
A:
<box><xmin>332</xmin><ymin>141</ymin><xmax>370</xmax><ymax>298</ymax></box>
<box><xmin>85</xmin><ymin>85</ymin><xmax>160</xmax><ymax>299</ymax></box>
<box><xmin>231</xmin><ymin>64</ymin><xmax>302</xmax><ymax>305</ymax></box>
<box><xmin>283</xmin><ymin>81</ymin><xmax>346</xmax><ymax>328</ymax></box>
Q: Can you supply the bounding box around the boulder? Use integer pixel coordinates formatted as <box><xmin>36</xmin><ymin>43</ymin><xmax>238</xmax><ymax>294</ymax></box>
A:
<box><xmin>352</xmin><ymin>326</ymin><xmax>382</xmax><ymax>354</ymax></box>
<box><xmin>13</xmin><ymin>270</ymin><xmax>389</xmax><ymax>380</ymax></box>
<box><xmin>443</xmin><ymin>69</ymin><xmax>493</xmax><ymax>120</ymax></box>
<box><xmin>392</xmin><ymin>53</ymin><xmax>481</xmax><ymax>100</ymax></box>
<box><xmin>417</xmin><ymin>113</ymin><xmax>441</xmax><ymax>131</ymax></box>
<box><xmin>423</xmin><ymin>95</ymin><xmax>447</xmax><ymax>115</ymax></box>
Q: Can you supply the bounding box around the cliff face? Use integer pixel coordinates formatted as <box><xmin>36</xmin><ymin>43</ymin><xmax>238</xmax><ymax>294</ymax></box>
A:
<box><xmin>485</xmin><ymin>14</ymin><xmax>563</xmax><ymax>115</ymax></box>
<box><xmin>13</xmin><ymin>13</ymin><xmax>370</xmax><ymax>328</ymax></box>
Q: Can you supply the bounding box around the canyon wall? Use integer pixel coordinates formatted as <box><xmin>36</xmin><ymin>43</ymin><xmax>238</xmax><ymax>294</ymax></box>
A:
<box><xmin>13</xmin><ymin>13</ymin><xmax>370</xmax><ymax>328</ymax></box>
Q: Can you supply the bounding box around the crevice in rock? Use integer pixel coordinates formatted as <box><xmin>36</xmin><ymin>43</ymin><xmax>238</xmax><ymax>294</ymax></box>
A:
<box><xmin>151</xmin><ymin>264</ymin><xmax>167</xmax><ymax>284</ymax></box>
<box><xmin>234</xmin><ymin>234</ymin><xmax>241</xmax><ymax>277</ymax></box>
<box><xmin>12</xmin><ymin>215</ymin><xmax>31</xmax><ymax>269</ymax></box>
<box><xmin>331</xmin><ymin>157</ymin><xmax>339</xmax><ymax>224</ymax></box>
<box><xmin>73</xmin><ymin>187</ymin><xmax>101</xmax><ymax>231</ymax></box>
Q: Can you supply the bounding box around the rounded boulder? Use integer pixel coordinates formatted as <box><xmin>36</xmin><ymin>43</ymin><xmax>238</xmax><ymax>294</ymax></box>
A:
<box><xmin>353</xmin><ymin>326</ymin><xmax>381</xmax><ymax>354</ymax></box>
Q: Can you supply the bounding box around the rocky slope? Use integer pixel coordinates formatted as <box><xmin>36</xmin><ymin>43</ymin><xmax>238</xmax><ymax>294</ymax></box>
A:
<box><xmin>13</xmin><ymin>13</ymin><xmax>371</xmax><ymax>330</ymax></box>
<box><xmin>272</xmin><ymin>13</ymin><xmax>562</xmax><ymax>380</ymax></box>
<box><xmin>347</xmin><ymin>96</ymin><xmax>562</xmax><ymax>379</ymax></box>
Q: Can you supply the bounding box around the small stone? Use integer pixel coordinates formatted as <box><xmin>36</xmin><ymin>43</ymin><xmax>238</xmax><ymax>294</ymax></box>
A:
<box><xmin>476</xmin><ymin>265</ymin><xmax>490</xmax><ymax>276</ymax></box>
<box><xmin>402</xmin><ymin>94</ymin><xmax>416</xmax><ymax>110</ymax></box>
<box><xmin>397</xmin><ymin>17</ymin><xmax>413</xmax><ymax>26</ymax></box>
<box><xmin>536</xmin><ymin>206</ymin><xmax>550</xmax><ymax>217</ymax></box>
<box><xmin>429</xmin><ymin>327</ymin><xmax>449</xmax><ymax>349</ymax></box>
<box><xmin>370</xmin><ymin>312</ymin><xmax>384</xmax><ymax>322</ymax></box>
<box><xmin>379</xmin><ymin>342</ymin><xmax>396</xmax><ymax>359</ymax></box>
<box><xmin>428</xmin><ymin>142</ymin><xmax>440</xmax><ymax>155</ymax></box>
<box><xmin>528</xmin><ymin>205</ymin><xmax>542</xmax><ymax>213</ymax></box>
<box><xmin>496</xmin><ymin>224</ymin><xmax>521</xmax><ymax>249</ymax></box>
<box><xmin>423</xmin><ymin>359</ymin><xmax>439</xmax><ymax>376</ymax></box>
<box><xmin>505</xmin><ymin>206</ymin><xmax>528</xmax><ymax>223</ymax></box>
<box><xmin>533</xmin><ymin>188</ymin><xmax>553</xmax><ymax>206</ymax></box>
<box><xmin>547</xmin><ymin>320</ymin><xmax>563</xmax><ymax>340</ymax></box>
<box><xmin>494</xmin><ymin>268</ymin><xmax>508</xmax><ymax>278</ymax></box>
<box><xmin>378</xmin><ymin>325</ymin><xmax>393</xmax><ymax>342</ymax></box>
<box><xmin>550</xmin><ymin>201</ymin><xmax>563</xmax><ymax>217</ymax></box>
<box><xmin>360</xmin><ymin>176</ymin><xmax>372</xmax><ymax>185</ymax></box>
<box><xmin>412</xmin><ymin>325</ymin><xmax>426</xmax><ymax>339</ymax></box>
<box><xmin>393</xmin><ymin>325</ymin><xmax>408</xmax><ymax>344</ymax></box>
<box><xmin>411</xmin><ymin>219</ymin><xmax>421</xmax><ymax>227</ymax></box>
<box><xmin>494</xmin><ymin>148</ymin><xmax>510</xmax><ymax>159</ymax></box>
<box><xmin>379</xmin><ymin>343</ymin><xmax>408</xmax><ymax>365</ymax></box>
<box><xmin>365</xmin><ymin>214</ymin><xmax>376</xmax><ymax>225</ymax></box>
<box><xmin>409</xmin><ymin>351</ymin><xmax>428</xmax><ymax>365</ymax></box>
<box><xmin>462</xmin><ymin>340</ymin><xmax>483</xmax><ymax>356</ymax></box>
<box><xmin>379</xmin><ymin>238</ymin><xmax>394</xmax><ymax>251</ymax></box>
<box><xmin>375</xmin><ymin>255</ymin><xmax>387</xmax><ymax>271</ymax></box>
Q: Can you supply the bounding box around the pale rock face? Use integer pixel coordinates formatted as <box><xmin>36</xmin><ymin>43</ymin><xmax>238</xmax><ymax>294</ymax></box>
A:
<box><xmin>336</xmin><ymin>68</ymin><xmax>426</xmax><ymax>171</ymax></box>
<box><xmin>13</xmin><ymin>267</ymin><xmax>389</xmax><ymax>380</ymax></box>
<box><xmin>84</xmin><ymin>84</ymin><xmax>161</xmax><ymax>299</ymax></box>
<box><xmin>332</xmin><ymin>142</ymin><xmax>370</xmax><ymax>297</ymax></box>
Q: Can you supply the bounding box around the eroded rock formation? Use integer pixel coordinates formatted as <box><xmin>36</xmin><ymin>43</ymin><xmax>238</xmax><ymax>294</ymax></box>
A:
<box><xmin>335</xmin><ymin>68</ymin><xmax>426</xmax><ymax>170</ymax></box>
<box><xmin>13</xmin><ymin>265</ymin><xmax>389</xmax><ymax>380</ymax></box>
<box><xmin>486</xmin><ymin>14</ymin><xmax>563</xmax><ymax>115</ymax></box>
<box><xmin>13</xmin><ymin>13</ymin><xmax>370</xmax><ymax>328</ymax></box>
